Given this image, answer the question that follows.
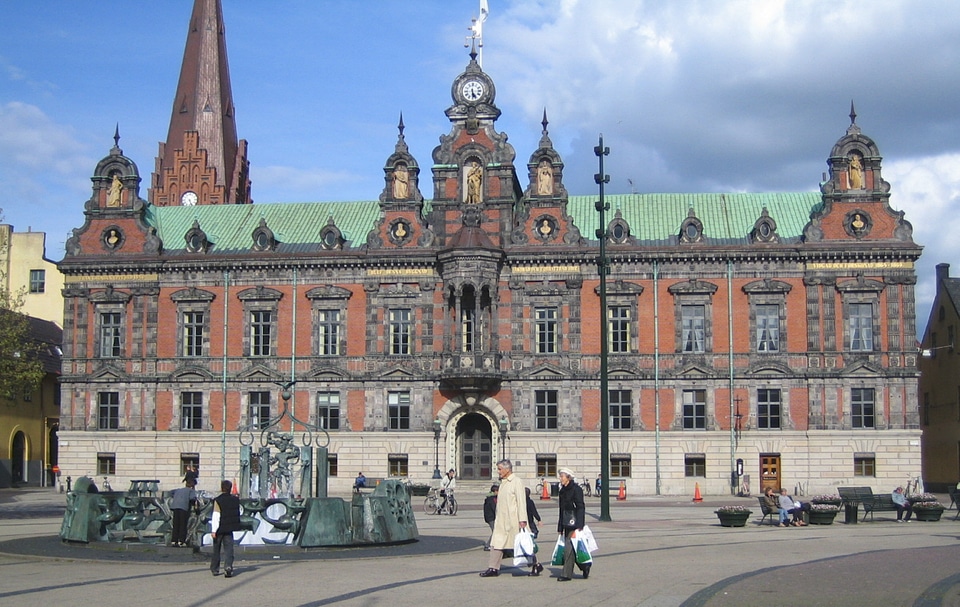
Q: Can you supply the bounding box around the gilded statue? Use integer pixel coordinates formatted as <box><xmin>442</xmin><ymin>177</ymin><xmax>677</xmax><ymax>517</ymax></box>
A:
<box><xmin>393</xmin><ymin>164</ymin><xmax>409</xmax><ymax>199</ymax></box>
<box><xmin>465</xmin><ymin>161</ymin><xmax>483</xmax><ymax>204</ymax></box>
<box><xmin>106</xmin><ymin>174</ymin><xmax>123</xmax><ymax>207</ymax></box>
<box><xmin>849</xmin><ymin>154</ymin><xmax>863</xmax><ymax>189</ymax></box>
<box><xmin>537</xmin><ymin>160</ymin><xmax>553</xmax><ymax>196</ymax></box>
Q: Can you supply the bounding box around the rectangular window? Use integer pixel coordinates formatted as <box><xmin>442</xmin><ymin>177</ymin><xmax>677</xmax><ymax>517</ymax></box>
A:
<box><xmin>681</xmin><ymin>305</ymin><xmax>705</xmax><ymax>352</ymax></box>
<box><xmin>535</xmin><ymin>389</ymin><xmax>558</xmax><ymax>429</ymax></box>
<box><xmin>757</xmin><ymin>388</ymin><xmax>781</xmax><ymax>429</ymax></box>
<box><xmin>535</xmin><ymin>307</ymin><xmax>558</xmax><ymax>354</ymax></box>
<box><xmin>388</xmin><ymin>391</ymin><xmax>410</xmax><ymax>430</ymax></box>
<box><xmin>610</xmin><ymin>389</ymin><xmax>632</xmax><ymax>430</ymax></box>
<box><xmin>98</xmin><ymin>392</ymin><xmax>120</xmax><ymax>430</ymax></box>
<box><xmin>389</xmin><ymin>308</ymin><xmax>411</xmax><ymax>355</ymax></box>
<box><xmin>317</xmin><ymin>309</ymin><xmax>341</xmax><ymax>356</ymax></box>
<box><xmin>250</xmin><ymin>310</ymin><xmax>273</xmax><ymax>356</ymax></box>
<box><xmin>853</xmin><ymin>454</ymin><xmax>876</xmax><ymax>477</ymax></box>
<box><xmin>461</xmin><ymin>306</ymin><xmax>475</xmax><ymax>352</ymax></box>
<box><xmin>609</xmin><ymin>306</ymin><xmax>630</xmax><ymax>353</ymax></box>
<box><xmin>180</xmin><ymin>453</ymin><xmax>200</xmax><ymax>478</ymax></box>
<box><xmin>249</xmin><ymin>391</ymin><xmax>271</xmax><ymax>430</ymax></box>
<box><xmin>183</xmin><ymin>311</ymin><xmax>205</xmax><ymax>357</ymax></box>
<box><xmin>536</xmin><ymin>454</ymin><xmax>558</xmax><ymax>478</ymax></box>
<box><xmin>851</xmin><ymin>387</ymin><xmax>875</xmax><ymax>428</ymax></box>
<box><xmin>97</xmin><ymin>453</ymin><xmax>116</xmax><ymax>476</ymax></box>
<box><xmin>684</xmin><ymin>454</ymin><xmax>706</xmax><ymax>477</ymax></box>
<box><xmin>611</xmin><ymin>455</ymin><xmax>631</xmax><ymax>477</ymax></box>
<box><xmin>327</xmin><ymin>454</ymin><xmax>338</xmax><ymax>477</ymax></box>
<box><xmin>180</xmin><ymin>392</ymin><xmax>203</xmax><ymax>430</ymax></box>
<box><xmin>849</xmin><ymin>303</ymin><xmax>874</xmax><ymax>351</ymax></box>
<box><xmin>755</xmin><ymin>304</ymin><xmax>780</xmax><ymax>352</ymax></box>
<box><xmin>29</xmin><ymin>269</ymin><xmax>45</xmax><ymax>293</ymax></box>
<box><xmin>682</xmin><ymin>389</ymin><xmax>706</xmax><ymax>430</ymax></box>
<box><xmin>317</xmin><ymin>391</ymin><xmax>341</xmax><ymax>430</ymax></box>
<box><xmin>99</xmin><ymin>312</ymin><xmax>122</xmax><ymax>358</ymax></box>
<box><xmin>388</xmin><ymin>454</ymin><xmax>408</xmax><ymax>477</ymax></box>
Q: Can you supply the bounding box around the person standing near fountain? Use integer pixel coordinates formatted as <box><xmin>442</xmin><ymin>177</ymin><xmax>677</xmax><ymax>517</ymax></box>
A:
<box><xmin>211</xmin><ymin>480</ymin><xmax>241</xmax><ymax>578</ymax></box>
<box><xmin>170</xmin><ymin>477</ymin><xmax>197</xmax><ymax>546</ymax></box>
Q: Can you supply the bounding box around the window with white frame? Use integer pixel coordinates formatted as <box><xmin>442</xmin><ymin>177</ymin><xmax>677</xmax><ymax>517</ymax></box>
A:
<box><xmin>98</xmin><ymin>311</ymin><xmax>123</xmax><ymax>358</ymax></box>
<box><xmin>609</xmin><ymin>305</ymin><xmax>630</xmax><ymax>353</ymax></box>
<box><xmin>180</xmin><ymin>391</ymin><xmax>203</xmax><ymax>430</ymax></box>
<box><xmin>682</xmin><ymin>389</ymin><xmax>706</xmax><ymax>429</ymax></box>
<box><xmin>317</xmin><ymin>391</ymin><xmax>340</xmax><ymax>430</ymax></box>
<box><xmin>755</xmin><ymin>304</ymin><xmax>780</xmax><ymax>352</ymax></box>
<box><xmin>848</xmin><ymin>303</ymin><xmax>874</xmax><ymax>351</ymax></box>
<box><xmin>29</xmin><ymin>269</ymin><xmax>45</xmax><ymax>293</ymax></box>
<box><xmin>249</xmin><ymin>391</ymin><xmax>271</xmax><ymax>430</ymax></box>
<box><xmin>535</xmin><ymin>307</ymin><xmax>558</xmax><ymax>354</ymax></box>
<box><xmin>182</xmin><ymin>311</ymin><xmax>205</xmax><ymax>357</ymax></box>
<box><xmin>317</xmin><ymin>309</ymin><xmax>341</xmax><ymax>356</ymax></box>
<box><xmin>851</xmin><ymin>387</ymin><xmax>875</xmax><ymax>428</ymax></box>
<box><xmin>389</xmin><ymin>308</ymin><xmax>412</xmax><ymax>355</ymax></box>
<box><xmin>388</xmin><ymin>391</ymin><xmax>410</xmax><ymax>430</ymax></box>
<box><xmin>98</xmin><ymin>392</ymin><xmax>120</xmax><ymax>430</ymax></box>
<box><xmin>681</xmin><ymin>305</ymin><xmax>705</xmax><ymax>353</ymax></box>
<box><xmin>757</xmin><ymin>388</ymin><xmax>781</xmax><ymax>429</ymax></box>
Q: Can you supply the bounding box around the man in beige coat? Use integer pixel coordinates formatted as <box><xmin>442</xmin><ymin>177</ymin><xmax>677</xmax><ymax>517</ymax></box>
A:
<box><xmin>480</xmin><ymin>459</ymin><xmax>529</xmax><ymax>577</ymax></box>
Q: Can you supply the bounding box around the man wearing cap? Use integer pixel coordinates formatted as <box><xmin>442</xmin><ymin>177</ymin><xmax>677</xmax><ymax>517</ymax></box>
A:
<box><xmin>481</xmin><ymin>459</ymin><xmax>536</xmax><ymax>577</ymax></box>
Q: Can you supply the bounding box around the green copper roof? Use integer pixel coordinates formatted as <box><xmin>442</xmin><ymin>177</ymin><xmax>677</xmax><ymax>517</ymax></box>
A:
<box><xmin>567</xmin><ymin>192</ymin><xmax>823</xmax><ymax>244</ymax></box>
<box><xmin>145</xmin><ymin>201</ymin><xmax>381</xmax><ymax>253</ymax></box>
<box><xmin>145</xmin><ymin>192</ymin><xmax>822</xmax><ymax>252</ymax></box>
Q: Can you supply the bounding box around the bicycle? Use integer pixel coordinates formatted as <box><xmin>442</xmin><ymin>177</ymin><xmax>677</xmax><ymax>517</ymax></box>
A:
<box><xmin>423</xmin><ymin>487</ymin><xmax>458</xmax><ymax>515</ymax></box>
<box><xmin>534</xmin><ymin>477</ymin><xmax>547</xmax><ymax>496</ymax></box>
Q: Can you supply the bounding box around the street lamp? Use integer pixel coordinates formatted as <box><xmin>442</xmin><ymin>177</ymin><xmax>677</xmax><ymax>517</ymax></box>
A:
<box><xmin>432</xmin><ymin>418</ymin><xmax>442</xmax><ymax>479</ymax></box>
<box><xmin>920</xmin><ymin>343</ymin><xmax>954</xmax><ymax>358</ymax></box>
<box><xmin>498</xmin><ymin>416</ymin><xmax>509</xmax><ymax>460</ymax></box>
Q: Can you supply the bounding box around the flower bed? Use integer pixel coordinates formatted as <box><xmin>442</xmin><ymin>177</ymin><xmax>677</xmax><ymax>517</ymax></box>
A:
<box><xmin>810</xmin><ymin>494</ymin><xmax>842</xmax><ymax>505</ymax></box>
<box><xmin>715</xmin><ymin>506</ymin><xmax>752</xmax><ymax>527</ymax></box>
<box><xmin>907</xmin><ymin>493</ymin><xmax>938</xmax><ymax>504</ymax></box>
<box><xmin>912</xmin><ymin>500</ymin><xmax>944</xmax><ymax>522</ymax></box>
<box><xmin>808</xmin><ymin>503</ymin><xmax>840</xmax><ymax>524</ymax></box>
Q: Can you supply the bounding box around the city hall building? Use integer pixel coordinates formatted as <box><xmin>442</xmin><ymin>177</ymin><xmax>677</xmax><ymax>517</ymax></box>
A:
<box><xmin>56</xmin><ymin>0</ymin><xmax>922</xmax><ymax>496</ymax></box>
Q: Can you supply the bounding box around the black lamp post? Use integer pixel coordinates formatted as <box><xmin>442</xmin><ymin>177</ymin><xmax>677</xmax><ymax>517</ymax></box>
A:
<box><xmin>499</xmin><ymin>416</ymin><xmax>509</xmax><ymax>460</ymax></box>
<box><xmin>595</xmin><ymin>134</ymin><xmax>612</xmax><ymax>523</ymax></box>
<box><xmin>432</xmin><ymin>418</ymin><xmax>442</xmax><ymax>480</ymax></box>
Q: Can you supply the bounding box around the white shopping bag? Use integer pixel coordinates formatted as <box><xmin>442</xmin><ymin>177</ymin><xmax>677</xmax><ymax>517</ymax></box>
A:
<box><xmin>579</xmin><ymin>525</ymin><xmax>599</xmax><ymax>553</ymax></box>
<box><xmin>512</xmin><ymin>528</ymin><xmax>536</xmax><ymax>567</ymax></box>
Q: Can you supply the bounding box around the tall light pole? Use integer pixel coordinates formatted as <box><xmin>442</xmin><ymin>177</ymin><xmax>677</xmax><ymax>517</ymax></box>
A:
<box><xmin>499</xmin><ymin>416</ymin><xmax>509</xmax><ymax>460</ymax></box>
<box><xmin>595</xmin><ymin>135</ymin><xmax>612</xmax><ymax>522</ymax></box>
<box><xmin>433</xmin><ymin>418</ymin><xmax>442</xmax><ymax>480</ymax></box>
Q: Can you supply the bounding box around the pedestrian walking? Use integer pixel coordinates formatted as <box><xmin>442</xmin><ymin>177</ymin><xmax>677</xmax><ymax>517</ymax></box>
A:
<box><xmin>210</xmin><ymin>479</ymin><xmax>241</xmax><ymax>578</ymax></box>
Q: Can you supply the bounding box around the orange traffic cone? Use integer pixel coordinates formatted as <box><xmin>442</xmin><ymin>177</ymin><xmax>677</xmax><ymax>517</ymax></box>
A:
<box><xmin>693</xmin><ymin>482</ymin><xmax>703</xmax><ymax>503</ymax></box>
<box><xmin>540</xmin><ymin>480</ymin><xmax>550</xmax><ymax>500</ymax></box>
<box><xmin>617</xmin><ymin>480</ymin><xmax>626</xmax><ymax>501</ymax></box>
<box><xmin>232</xmin><ymin>479</ymin><xmax>239</xmax><ymax>496</ymax></box>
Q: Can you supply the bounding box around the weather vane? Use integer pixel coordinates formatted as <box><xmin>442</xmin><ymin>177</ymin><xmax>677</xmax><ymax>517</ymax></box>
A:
<box><xmin>465</xmin><ymin>0</ymin><xmax>489</xmax><ymax>67</ymax></box>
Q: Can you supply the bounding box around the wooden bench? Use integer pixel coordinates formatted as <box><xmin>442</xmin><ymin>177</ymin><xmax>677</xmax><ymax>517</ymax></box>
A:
<box><xmin>756</xmin><ymin>496</ymin><xmax>779</xmax><ymax>526</ymax></box>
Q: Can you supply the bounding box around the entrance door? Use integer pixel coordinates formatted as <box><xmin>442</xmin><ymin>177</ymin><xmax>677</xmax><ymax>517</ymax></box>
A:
<box><xmin>759</xmin><ymin>453</ymin><xmax>780</xmax><ymax>493</ymax></box>
<box><xmin>458</xmin><ymin>414</ymin><xmax>492</xmax><ymax>480</ymax></box>
<box><xmin>11</xmin><ymin>431</ymin><xmax>25</xmax><ymax>484</ymax></box>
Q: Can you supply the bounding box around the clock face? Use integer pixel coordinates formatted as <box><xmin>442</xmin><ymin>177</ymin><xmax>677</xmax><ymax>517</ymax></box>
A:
<box><xmin>181</xmin><ymin>191</ymin><xmax>198</xmax><ymax>206</ymax></box>
<box><xmin>461</xmin><ymin>79</ymin><xmax>485</xmax><ymax>102</ymax></box>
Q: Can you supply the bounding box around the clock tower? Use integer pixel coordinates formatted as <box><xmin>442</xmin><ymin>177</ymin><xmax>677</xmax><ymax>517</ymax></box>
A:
<box><xmin>429</xmin><ymin>47</ymin><xmax>521</xmax><ymax>248</ymax></box>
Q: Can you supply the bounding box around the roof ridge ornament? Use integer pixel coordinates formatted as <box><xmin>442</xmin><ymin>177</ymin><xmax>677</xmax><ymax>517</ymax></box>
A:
<box><xmin>846</xmin><ymin>100</ymin><xmax>861</xmax><ymax>135</ymax></box>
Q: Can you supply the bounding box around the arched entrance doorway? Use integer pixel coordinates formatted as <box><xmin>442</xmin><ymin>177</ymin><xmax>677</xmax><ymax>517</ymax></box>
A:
<box><xmin>11</xmin><ymin>431</ymin><xmax>26</xmax><ymax>484</ymax></box>
<box><xmin>457</xmin><ymin>413</ymin><xmax>493</xmax><ymax>480</ymax></box>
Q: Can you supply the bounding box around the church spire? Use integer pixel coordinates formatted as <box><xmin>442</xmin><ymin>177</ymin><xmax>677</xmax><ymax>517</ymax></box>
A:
<box><xmin>150</xmin><ymin>0</ymin><xmax>250</xmax><ymax>206</ymax></box>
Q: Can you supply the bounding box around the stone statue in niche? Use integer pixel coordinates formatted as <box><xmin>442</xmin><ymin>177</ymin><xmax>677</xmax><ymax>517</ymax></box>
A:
<box><xmin>107</xmin><ymin>174</ymin><xmax>123</xmax><ymax>207</ymax></box>
<box><xmin>105</xmin><ymin>228</ymin><xmax>121</xmax><ymax>248</ymax></box>
<box><xmin>849</xmin><ymin>153</ymin><xmax>864</xmax><ymax>189</ymax></box>
<box><xmin>537</xmin><ymin>160</ymin><xmax>553</xmax><ymax>195</ymax></box>
<box><xmin>465</xmin><ymin>161</ymin><xmax>483</xmax><ymax>204</ymax></box>
<box><xmin>393</xmin><ymin>164</ymin><xmax>409</xmax><ymax>199</ymax></box>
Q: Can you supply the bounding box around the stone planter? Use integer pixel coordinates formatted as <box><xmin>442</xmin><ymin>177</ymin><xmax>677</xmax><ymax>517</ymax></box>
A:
<box><xmin>409</xmin><ymin>484</ymin><xmax>431</xmax><ymax>497</ymax></box>
<box><xmin>808</xmin><ymin>509</ymin><xmax>839</xmax><ymax>525</ymax></box>
<box><xmin>715</xmin><ymin>511</ymin><xmax>751</xmax><ymax>527</ymax></box>
<box><xmin>913</xmin><ymin>508</ymin><xmax>944</xmax><ymax>522</ymax></box>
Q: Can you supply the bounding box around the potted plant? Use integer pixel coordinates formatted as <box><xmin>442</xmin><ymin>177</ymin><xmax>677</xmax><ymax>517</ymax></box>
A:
<box><xmin>714</xmin><ymin>505</ymin><xmax>752</xmax><ymax>527</ymax></box>
<box><xmin>810</xmin><ymin>494</ymin><xmax>842</xmax><ymax>506</ymax></box>
<box><xmin>907</xmin><ymin>492</ymin><xmax>937</xmax><ymax>505</ymax></box>
<box><xmin>808</xmin><ymin>503</ymin><xmax>840</xmax><ymax>524</ymax></box>
<box><xmin>408</xmin><ymin>483</ymin><xmax>432</xmax><ymax>497</ymax></box>
<box><xmin>912</xmin><ymin>500</ymin><xmax>945</xmax><ymax>522</ymax></box>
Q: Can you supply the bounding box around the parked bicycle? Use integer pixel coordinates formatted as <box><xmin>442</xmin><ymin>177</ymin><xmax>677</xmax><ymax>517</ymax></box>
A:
<box><xmin>423</xmin><ymin>487</ymin><xmax>458</xmax><ymax>515</ymax></box>
<box><xmin>534</xmin><ymin>477</ymin><xmax>547</xmax><ymax>496</ymax></box>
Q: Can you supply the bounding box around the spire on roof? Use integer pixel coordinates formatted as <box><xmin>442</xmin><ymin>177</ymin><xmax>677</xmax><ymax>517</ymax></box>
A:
<box><xmin>152</xmin><ymin>0</ymin><xmax>250</xmax><ymax>205</ymax></box>
<box><xmin>846</xmin><ymin>100</ymin><xmax>861</xmax><ymax>136</ymax></box>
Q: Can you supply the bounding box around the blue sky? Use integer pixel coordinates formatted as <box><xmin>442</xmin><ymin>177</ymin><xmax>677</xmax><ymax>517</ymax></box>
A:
<box><xmin>2</xmin><ymin>1</ymin><xmax>960</xmax><ymax>337</ymax></box>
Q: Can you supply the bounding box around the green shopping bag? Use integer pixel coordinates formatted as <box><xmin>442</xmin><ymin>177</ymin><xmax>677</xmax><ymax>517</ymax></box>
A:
<box><xmin>551</xmin><ymin>535</ymin><xmax>565</xmax><ymax>566</ymax></box>
<box><xmin>574</xmin><ymin>535</ymin><xmax>593</xmax><ymax>565</ymax></box>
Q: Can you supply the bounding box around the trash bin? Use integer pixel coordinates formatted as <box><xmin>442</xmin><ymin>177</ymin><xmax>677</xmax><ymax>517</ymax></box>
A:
<box><xmin>844</xmin><ymin>503</ymin><xmax>858</xmax><ymax>524</ymax></box>
<box><xmin>550</xmin><ymin>482</ymin><xmax>560</xmax><ymax>497</ymax></box>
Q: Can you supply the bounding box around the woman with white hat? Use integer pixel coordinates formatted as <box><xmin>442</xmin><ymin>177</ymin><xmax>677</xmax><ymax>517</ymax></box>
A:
<box><xmin>557</xmin><ymin>468</ymin><xmax>588</xmax><ymax>581</ymax></box>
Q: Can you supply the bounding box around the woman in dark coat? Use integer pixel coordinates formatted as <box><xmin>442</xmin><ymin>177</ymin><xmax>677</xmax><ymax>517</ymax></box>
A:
<box><xmin>557</xmin><ymin>468</ymin><xmax>588</xmax><ymax>581</ymax></box>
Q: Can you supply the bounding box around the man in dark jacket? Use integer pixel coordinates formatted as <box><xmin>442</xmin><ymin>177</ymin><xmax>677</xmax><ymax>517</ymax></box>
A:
<box><xmin>211</xmin><ymin>479</ymin><xmax>242</xmax><ymax>578</ymax></box>
<box><xmin>482</xmin><ymin>484</ymin><xmax>498</xmax><ymax>550</ymax></box>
